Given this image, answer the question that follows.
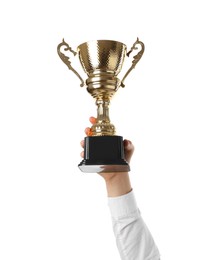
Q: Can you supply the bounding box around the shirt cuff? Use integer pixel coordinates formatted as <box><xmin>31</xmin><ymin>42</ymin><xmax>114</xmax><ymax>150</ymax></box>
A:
<box><xmin>107</xmin><ymin>190</ymin><xmax>139</xmax><ymax>219</ymax></box>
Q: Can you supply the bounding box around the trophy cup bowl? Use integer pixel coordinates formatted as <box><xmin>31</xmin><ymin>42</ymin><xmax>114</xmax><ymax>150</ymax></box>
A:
<box><xmin>57</xmin><ymin>38</ymin><xmax>145</xmax><ymax>173</ymax></box>
<box><xmin>78</xmin><ymin>40</ymin><xmax>126</xmax><ymax>76</ymax></box>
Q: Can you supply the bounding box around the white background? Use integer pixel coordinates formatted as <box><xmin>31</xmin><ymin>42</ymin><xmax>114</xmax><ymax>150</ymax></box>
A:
<box><xmin>0</xmin><ymin>0</ymin><xmax>211</xmax><ymax>259</ymax></box>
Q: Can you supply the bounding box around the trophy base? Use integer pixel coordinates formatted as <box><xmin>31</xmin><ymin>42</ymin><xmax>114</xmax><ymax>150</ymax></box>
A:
<box><xmin>78</xmin><ymin>136</ymin><xmax>130</xmax><ymax>173</ymax></box>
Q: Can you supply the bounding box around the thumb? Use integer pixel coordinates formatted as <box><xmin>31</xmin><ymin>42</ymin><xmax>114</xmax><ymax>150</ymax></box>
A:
<box><xmin>123</xmin><ymin>139</ymin><xmax>134</xmax><ymax>163</ymax></box>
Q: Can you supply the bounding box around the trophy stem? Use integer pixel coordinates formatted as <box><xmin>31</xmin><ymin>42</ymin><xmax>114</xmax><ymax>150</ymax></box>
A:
<box><xmin>96</xmin><ymin>100</ymin><xmax>110</xmax><ymax>124</ymax></box>
<box><xmin>91</xmin><ymin>99</ymin><xmax>116</xmax><ymax>136</ymax></box>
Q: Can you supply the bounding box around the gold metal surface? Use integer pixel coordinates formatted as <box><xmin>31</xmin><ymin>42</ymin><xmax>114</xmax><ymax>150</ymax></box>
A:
<box><xmin>57</xmin><ymin>39</ymin><xmax>85</xmax><ymax>87</ymax></box>
<box><xmin>57</xmin><ymin>38</ymin><xmax>145</xmax><ymax>136</ymax></box>
<box><xmin>91</xmin><ymin>100</ymin><xmax>115</xmax><ymax>136</ymax></box>
<box><xmin>121</xmin><ymin>38</ymin><xmax>145</xmax><ymax>87</ymax></box>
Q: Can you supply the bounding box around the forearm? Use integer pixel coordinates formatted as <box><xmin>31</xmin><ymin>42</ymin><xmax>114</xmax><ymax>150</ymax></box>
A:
<box><xmin>104</xmin><ymin>172</ymin><xmax>132</xmax><ymax>197</ymax></box>
<box><xmin>108</xmin><ymin>191</ymin><xmax>160</xmax><ymax>260</ymax></box>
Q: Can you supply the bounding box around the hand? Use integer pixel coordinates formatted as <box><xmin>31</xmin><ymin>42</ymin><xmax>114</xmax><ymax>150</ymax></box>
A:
<box><xmin>80</xmin><ymin>116</ymin><xmax>135</xmax><ymax>161</ymax></box>
<box><xmin>80</xmin><ymin>117</ymin><xmax>134</xmax><ymax>196</ymax></box>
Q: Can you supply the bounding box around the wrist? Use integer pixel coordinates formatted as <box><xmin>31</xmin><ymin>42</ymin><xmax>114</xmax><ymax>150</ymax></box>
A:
<box><xmin>104</xmin><ymin>172</ymin><xmax>132</xmax><ymax>197</ymax></box>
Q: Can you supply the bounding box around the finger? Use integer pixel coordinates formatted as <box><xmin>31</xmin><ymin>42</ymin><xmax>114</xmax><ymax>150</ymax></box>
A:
<box><xmin>124</xmin><ymin>139</ymin><xmax>133</xmax><ymax>150</ymax></box>
<box><xmin>123</xmin><ymin>139</ymin><xmax>135</xmax><ymax>163</ymax></box>
<box><xmin>124</xmin><ymin>139</ymin><xmax>129</xmax><ymax>147</ymax></box>
<box><xmin>85</xmin><ymin>127</ymin><xmax>91</xmax><ymax>136</ymax></box>
<box><xmin>80</xmin><ymin>140</ymin><xmax>84</xmax><ymax>148</ymax></box>
<box><xmin>80</xmin><ymin>151</ymin><xmax>84</xmax><ymax>158</ymax></box>
<box><xmin>89</xmin><ymin>117</ymin><xmax>96</xmax><ymax>125</ymax></box>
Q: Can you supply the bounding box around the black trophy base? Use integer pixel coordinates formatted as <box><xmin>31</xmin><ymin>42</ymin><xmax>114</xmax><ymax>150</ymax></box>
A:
<box><xmin>78</xmin><ymin>136</ymin><xmax>130</xmax><ymax>173</ymax></box>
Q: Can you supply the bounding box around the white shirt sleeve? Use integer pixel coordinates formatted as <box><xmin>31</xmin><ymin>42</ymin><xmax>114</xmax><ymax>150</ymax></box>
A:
<box><xmin>108</xmin><ymin>190</ymin><xmax>160</xmax><ymax>260</ymax></box>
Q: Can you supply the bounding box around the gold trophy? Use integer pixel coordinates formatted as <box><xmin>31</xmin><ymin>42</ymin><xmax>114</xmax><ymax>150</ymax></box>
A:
<box><xmin>57</xmin><ymin>38</ymin><xmax>145</xmax><ymax>173</ymax></box>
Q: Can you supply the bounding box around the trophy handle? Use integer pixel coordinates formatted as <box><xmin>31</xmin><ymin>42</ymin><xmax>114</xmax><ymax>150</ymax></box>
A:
<box><xmin>57</xmin><ymin>39</ymin><xmax>85</xmax><ymax>87</ymax></box>
<box><xmin>121</xmin><ymin>38</ymin><xmax>145</xmax><ymax>87</ymax></box>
